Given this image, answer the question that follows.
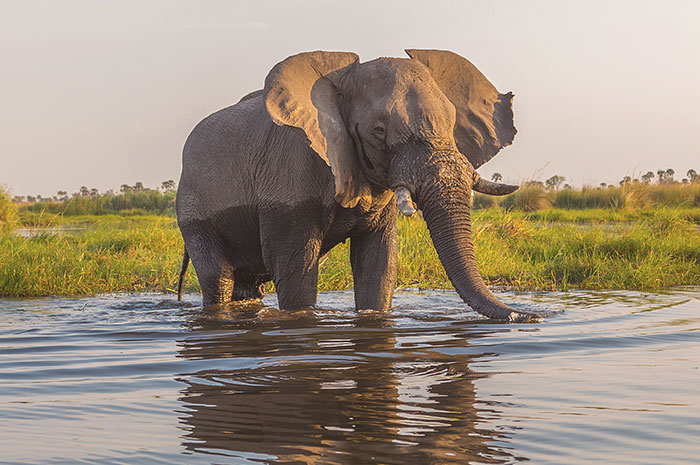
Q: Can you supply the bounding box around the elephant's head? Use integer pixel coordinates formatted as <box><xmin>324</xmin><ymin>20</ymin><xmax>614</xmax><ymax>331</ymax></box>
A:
<box><xmin>264</xmin><ymin>50</ymin><xmax>536</xmax><ymax>322</ymax></box>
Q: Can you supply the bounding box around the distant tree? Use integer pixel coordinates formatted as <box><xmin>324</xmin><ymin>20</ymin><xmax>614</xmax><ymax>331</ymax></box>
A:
<box><xmin>27</xmin><ymin>195</ymin><xmax>36</xmax><ymax>202</ymax></box>
<box><xmin>545</xmin><ymin>175</ymin><xmax>566</xmax><ymax>190</ymax></box>
<box><xmin>665</xmin><ymin>168</ymin><xmax>675</xmax><ymax>183</ymax></box>
<box><xmin>491</xmin><ymin>173</ymin><xmax>502</xmax><ymax>183</ymax></box>
<box><xmin>526</xmin><ymin>180</ymin><xmax>545</xmax><ymax>189</ymax></box>
<box><xmin>641</xmin><ymin>171</ymin><xmax>654</xmax><ymax>184</ymax></box>
<box><xmin>687</xmin><ymin>169</ymin><xmax>698</xmax><ymax>183</ymax></box>
<box><xmin>682</xmin><ymin>178</ymin><xmax>689</xmax><ymax>184</ymax></box>
<box><xmin>79</xmin><ymin>186</ymin><xmax>90</xmax><ymax>197</ymax></box>
<box><xmin>656</xmin><ymin>169</ymin><xmax>666</xmax><ymax>183</ymax></box>
<box><xmin>57</xmin><ymin>190</ymin><xmax>68</xmax><ymax>200</ymax></box>
<box><xmin>161</xmin><ymin>180</ymin><xmax>177</xmax><ymax>192</ymax></box>
<box><xmin>13</xmin><ymin>196</ymin><xmax>25</xmax><ymax>203</ymax></box>
<box><xmin>599</xmin><ymin>182</ymin><xmax>607</xmax><ymax>188</ymax></box>
<box><xmin>120</xmin><ymin>184</ymin><xmax>132</xmax><ymax>193</ymax></box>
<box><xmin>619</xmin><ymin>176</ymin><xmax>632</xmax><ymax>186</ymax></box>
<box><xmin>90</xmin><ymin>188</ymin><xmax>99</xmax><ymax>197</ymax></box>
<box><xmin>563</xmin><ymin>183</ymin><xmax>572</xmax><ymax>189</ymax></box>
<box><xmin>134</xmin><ymin>182</ymin><xmax>144</xmax><ymax>191</ymax></box>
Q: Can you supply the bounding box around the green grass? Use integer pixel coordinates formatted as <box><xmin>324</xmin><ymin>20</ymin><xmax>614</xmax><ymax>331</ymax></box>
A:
<box><xmin>475</xmin><ymin>182</ymin><xmax>700</xmax><ymax>212</ymax></box>
<box><xmin>0</xmin><ymin>217</ymin><xmax>195</xmax><ymax>296</ymax></box>
<box><xmin>20</xmin><ymin>189</ymin><xmax>176</xmax><ymax>217</ymax></box>
<box><xmin>2</xmin><ymin>209</ymin><xmax>698</xmax><ymax>297</ymax></box>
<box><xmin>471</xmin><ymin>211</ymin><xmax>700</xmax><ymax>291</ymax></box>
<box><xmin>0</xmin><ymin>186</ymin><xmax>19</xmax><ymax>233</ymax></box>
<box><xmin>473</xmin><ymin>206</ymin><xmax>700</xmax><ymax>224</ymax></box>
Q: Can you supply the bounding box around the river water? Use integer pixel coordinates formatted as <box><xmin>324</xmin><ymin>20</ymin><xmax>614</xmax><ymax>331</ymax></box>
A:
<box><xmin>1</xmin><ymin>289</ymin><xmax>698</xmax><ymax>465</ymax></box>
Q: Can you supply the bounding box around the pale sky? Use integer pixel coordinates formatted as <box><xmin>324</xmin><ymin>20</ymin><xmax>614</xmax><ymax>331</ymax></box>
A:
<box><xmin>1</xmin><ymin>0</ymin><xmax>699</xmax><ymax>196</ymax></box>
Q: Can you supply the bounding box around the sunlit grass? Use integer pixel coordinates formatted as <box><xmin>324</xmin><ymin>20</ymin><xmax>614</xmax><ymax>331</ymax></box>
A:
<box><xmin>471</xmin><ymin>211</ymin><xmax>700</xmax><ymax>291</ymax></box>
<box><xmin>0</xmin><ymin>186</ymin><xmax>18</xmax><ymax>233</ymax></box>
<box><xmin>473</xmin><ymin>206</ymin><xmax>700</xmax><ymax>224</ymax></box>
<box><xmin>475</xmin><ymin>182</ymin><xmax>700</xmax><ymax>212</ymax></box>
<box><xmin>0</xmin><ymin>217</ymin><xmax>198</xmax><ymax>297</ymax></box>
<box><xmin>1</xmin><ymin>209</ymin><xmax>698</xmax><ymax>298</ymax></box>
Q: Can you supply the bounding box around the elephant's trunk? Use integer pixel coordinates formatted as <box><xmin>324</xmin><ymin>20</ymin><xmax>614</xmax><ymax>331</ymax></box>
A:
<box><xmin>408</xmin><ymin>156</ymin><xmax>538</xmax><ymax>322</ymax></box>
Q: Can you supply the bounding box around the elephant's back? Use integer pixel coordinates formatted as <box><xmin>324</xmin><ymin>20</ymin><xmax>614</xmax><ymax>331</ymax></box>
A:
<box><xmin>179</xmin><ymin>95</ymin><xmax>271</xmax><ymax>212</ymax></box>
<box><xmin>183</xmin><ymin>95</ymin><xmax>269</xmax><ymax>170</ymax></box>
<box><xmin>177</xmin><ymin>91</ymin><xmax>337</xmax><ymax>223</ymax></box>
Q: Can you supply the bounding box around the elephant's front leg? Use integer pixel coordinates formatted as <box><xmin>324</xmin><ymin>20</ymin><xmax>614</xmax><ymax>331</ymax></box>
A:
<box><xmin>260</xmin><ymin>206</ymin><xmax>322</xmax><ymax>309</ymax></box>
<box><xmin>350</xmin><ymin>208</ymin><xmax>398</xmax><ymax>311</ymax></box>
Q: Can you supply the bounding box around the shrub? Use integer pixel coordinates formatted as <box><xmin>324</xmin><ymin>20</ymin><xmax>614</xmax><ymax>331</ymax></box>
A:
<box><xmin>546</xmin><ymin>183</ymin><xmax>700</xmax><ymax>210</ymax></box>
<box><xmin>19</xmin><ymin>189</ymin><xmax>177</xmax><ymax>217</ymax></box>
<box><xmin>500</xmin><ymin>182</ymin><xmax>552</xmax><ymax>212</ymax></box>
<box><xmin>0</xmin><ymin>186</ymin><xmax>18</xmax><ymax>232</ymax></box>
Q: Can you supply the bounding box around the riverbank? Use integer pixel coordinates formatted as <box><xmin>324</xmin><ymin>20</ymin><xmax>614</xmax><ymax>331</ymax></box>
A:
<box><xmin>2</xmin><ymin>208</ymin><xmax>699</xmax><ymax>297</ymax></box>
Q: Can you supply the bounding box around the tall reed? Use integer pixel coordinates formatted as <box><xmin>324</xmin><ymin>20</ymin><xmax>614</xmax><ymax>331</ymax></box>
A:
<box><xmin>476</xmin><ymin>182</ymin><xmax>700</xmax><ymax>211</ymax></box>
<box><xmin>0</xmin><ymin>186</ymin><xmax>18</xmax><ymax>232</ymax></box>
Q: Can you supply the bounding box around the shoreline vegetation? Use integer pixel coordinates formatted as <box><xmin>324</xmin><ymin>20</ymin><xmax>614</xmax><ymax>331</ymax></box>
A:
<box><xmin>1</xmin><ymin>175</ymin><xmax>699</xmax><ymax>298</ymax></box>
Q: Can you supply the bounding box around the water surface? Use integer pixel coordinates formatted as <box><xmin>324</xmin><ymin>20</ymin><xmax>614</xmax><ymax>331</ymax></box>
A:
<box><xmin>1</xmin><ymin>289</ymin><xmax>698</xmax><ymax>464</ymax></box>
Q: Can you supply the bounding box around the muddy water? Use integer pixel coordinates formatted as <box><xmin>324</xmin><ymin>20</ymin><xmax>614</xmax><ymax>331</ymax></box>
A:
<box><xmin>1</xmin><ymin>289</ymin><xmax>698</xmax><ymax>465</ymax></box>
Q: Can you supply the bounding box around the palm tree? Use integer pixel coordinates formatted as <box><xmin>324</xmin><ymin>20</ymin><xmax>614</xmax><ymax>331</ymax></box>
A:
<box><xmin>161</xmin><ymin>180</ymin><xmax>177</xmax><ymax>192</ymax></box>
<box><xmin>491</xmin><ymin>172</ymin><xmax>502</xmax><ymax>183</ymax></box>
<box><xmin>545</xmin><ymin>175</ymin><xmax>565</xmax><ymax>190</ymax></box>
<box><xmin>665</xmin><ymin>168</ymin><xmax>675</xmax><ymax>182</ymax></box>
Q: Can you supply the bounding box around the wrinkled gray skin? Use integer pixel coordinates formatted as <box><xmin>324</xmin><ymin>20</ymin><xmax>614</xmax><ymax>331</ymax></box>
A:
<box><xmin>176</xmin><ymin>49</ymin><xmax>540</xmax><ymax>322</ymax></box>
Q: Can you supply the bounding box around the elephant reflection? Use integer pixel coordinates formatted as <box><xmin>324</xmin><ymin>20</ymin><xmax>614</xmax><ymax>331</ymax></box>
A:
<box><xmin>175</xmin><ymin>307</ymin><xmax>520</xmax><ymax>464</ymax></box>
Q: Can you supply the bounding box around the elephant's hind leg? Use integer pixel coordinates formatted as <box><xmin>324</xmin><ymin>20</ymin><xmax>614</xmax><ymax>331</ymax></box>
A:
<box><xmin>232</xmin><ymin>270</ymin><xmax>266</xmax><ymax>301</ymax></box>
<box><xmin>183</xmin><ymin>229</ymin><xmax>235</xmax><ymax>306</ymax></box>
<box><xmin>196</xmin><ymin>259</ymin><xmax>235</xmax><ymax>306</ymax></box>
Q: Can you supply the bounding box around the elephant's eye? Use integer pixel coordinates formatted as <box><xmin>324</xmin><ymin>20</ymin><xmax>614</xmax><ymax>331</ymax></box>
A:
<box><xmin>372</xmin><ymin>124</ymin><xmax>387</xmax><ymax>141</ymax></box>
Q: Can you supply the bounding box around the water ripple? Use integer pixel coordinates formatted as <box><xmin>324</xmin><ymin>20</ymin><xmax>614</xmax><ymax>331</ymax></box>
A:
<box><xmin>0</xmin><ymin>289</ymin><xmax>699</xmax><ymax>464</ymax></box>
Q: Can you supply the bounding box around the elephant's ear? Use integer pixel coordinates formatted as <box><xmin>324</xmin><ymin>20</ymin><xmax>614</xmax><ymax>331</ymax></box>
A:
<box><xmin>405</xmin><ymin>49</ymin><xmax>516</xmax><ymax>169</ymax></box>
<box><xmin>264</xmin><ymin>51</ymin><xmax>365</xmax><ymax>208</ymax></box>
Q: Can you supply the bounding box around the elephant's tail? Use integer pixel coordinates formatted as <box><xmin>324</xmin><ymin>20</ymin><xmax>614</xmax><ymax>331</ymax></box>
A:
<box><xmin>177</xmin><ymin>247</ymin><xmax>189</xmax><ymax>302</ymax></box>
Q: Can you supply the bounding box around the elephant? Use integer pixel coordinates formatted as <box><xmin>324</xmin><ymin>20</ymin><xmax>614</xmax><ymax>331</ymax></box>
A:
<box><xmin>176</xmin><ymin>49</ymin><xmax>539</xmax><ymax>322</ymax></box>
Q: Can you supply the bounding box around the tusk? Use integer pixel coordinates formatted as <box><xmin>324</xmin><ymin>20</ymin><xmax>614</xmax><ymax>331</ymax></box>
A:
<box><xmin>473</xmin><ymin>176</ymin><xmax>519</xmax><ymax>196</ymax></box>
<box><xmin>395</xmin><ymin>186</ymin><xmax>417</xmax><ymax>217</ymax></box>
